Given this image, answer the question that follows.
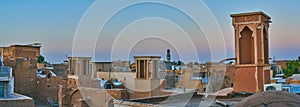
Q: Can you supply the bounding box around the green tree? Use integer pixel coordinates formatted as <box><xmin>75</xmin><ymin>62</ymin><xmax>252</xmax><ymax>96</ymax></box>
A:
<box><xmin>177</xmin><ymin>61</ymin><xmax>182</xmax><ymax>66</ymax></box>
<box><xmin>172</xmin><ymin>61</ymin><xmax>177</xmax><ymax>65</ymax></box>
<box><xmin>38</xmin><ymin>55</ymin><xmax>45</xmax><ymax>63</ymax></box>
<box><xmin>283</xmin><ymin>60</ymin><xmax>300</xmax><ymax>77</ymax></box>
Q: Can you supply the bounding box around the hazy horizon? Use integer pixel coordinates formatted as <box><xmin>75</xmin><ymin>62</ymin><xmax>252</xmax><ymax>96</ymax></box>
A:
<box><xmin>1</xmin><ymin>0</ymin><xmax>300</xmax><ymax>63</ymax></box>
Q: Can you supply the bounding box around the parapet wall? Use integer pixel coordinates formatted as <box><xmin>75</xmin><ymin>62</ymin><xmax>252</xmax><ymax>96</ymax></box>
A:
<box><xmin>0</xmin><ymin>93</ymin><xmax>34</xmax><ymax>107</ymax></box>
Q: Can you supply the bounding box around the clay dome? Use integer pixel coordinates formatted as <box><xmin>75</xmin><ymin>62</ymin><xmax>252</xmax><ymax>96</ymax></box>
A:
<box><xmin>235</xmin><ymin>91</ymin><xmax>300</xmax><ymax>107</ymax></box>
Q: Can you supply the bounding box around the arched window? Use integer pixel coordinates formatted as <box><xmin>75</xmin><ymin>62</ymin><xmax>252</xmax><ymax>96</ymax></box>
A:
<box><xmin>239</xmin><ymin>26</ymin><xmax>254</xmax><ymax>64</ymax></box>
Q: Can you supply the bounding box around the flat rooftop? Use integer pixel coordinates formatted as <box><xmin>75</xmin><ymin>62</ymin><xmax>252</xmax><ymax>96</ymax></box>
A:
<box><xmin>134</xmin><ymin>56</ymin><xmax>161</xmax><ymax>58</ymax></box>
<box><xmin>230</xmin><ymin>11</ymin><xmax>271</xmax><ymax>19</ymax></box>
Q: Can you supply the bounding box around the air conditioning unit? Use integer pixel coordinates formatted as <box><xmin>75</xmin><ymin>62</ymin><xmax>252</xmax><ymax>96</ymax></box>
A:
<box><xmin>264</xmin><ymin>84</ymin><xmax>282</xmax><ymax>91</ymax></box>
<box><xmin>282</xmin><ymin>86</ymin><xmax>291</xmax><ymax>92</ymax></box>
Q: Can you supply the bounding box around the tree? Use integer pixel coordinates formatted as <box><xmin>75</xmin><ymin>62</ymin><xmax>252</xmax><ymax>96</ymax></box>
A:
<box><xmin>283</xmin><ymin>60</ymin><xmax>300</xmax><ymax>77</ymax></box>
<box><xmin>38</xmin><ymin>55</ymin><xmax>45</xmax><ymax>63</ymax></box>
<box><xmin>172</xmin><ymin>61</ymin><xmax>177</xmax><ymax>66</ymax></box>
<box><xmin>177</xmin><ymin>61</ymin><xmax>182</xmax><ymax>66</ymax></box>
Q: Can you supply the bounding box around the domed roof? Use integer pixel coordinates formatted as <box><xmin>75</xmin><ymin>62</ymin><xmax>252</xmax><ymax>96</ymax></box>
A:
<box><xmin>235</xmin><ymin>91</ymin><xmax>300</xmax><ymax>107</ymax></box>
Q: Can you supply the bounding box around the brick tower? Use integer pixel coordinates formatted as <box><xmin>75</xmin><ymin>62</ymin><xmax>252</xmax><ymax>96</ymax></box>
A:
<box><xmin>231</xmin><ymin>12</ymin><xmax>271</xmax><ymax>93</ymax></box>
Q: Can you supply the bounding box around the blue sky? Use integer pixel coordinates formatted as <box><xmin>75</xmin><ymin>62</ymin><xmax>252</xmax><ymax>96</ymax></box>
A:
<box><xmin>0</xmin><ymin>0</ymin><xmax>299</xmax><ymax>63</ymax></box>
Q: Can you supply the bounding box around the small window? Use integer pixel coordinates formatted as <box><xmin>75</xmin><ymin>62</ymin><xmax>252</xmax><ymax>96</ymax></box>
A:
<box><xmin>23</xmin><ymin>58</ymin><xmax>30</xmax><ymax>60</ymax></box>
<box><xmin>47</xmin><ymin>73</ymin><xmax>51</xmax><ymax>78</ymax></box>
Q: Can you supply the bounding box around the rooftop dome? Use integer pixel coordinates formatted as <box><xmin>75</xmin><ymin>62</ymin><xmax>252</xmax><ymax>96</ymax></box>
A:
<box><xmin>235</xmin><ymin>91</ymin><xmax>300</xmax><ymax>107</ymax></box>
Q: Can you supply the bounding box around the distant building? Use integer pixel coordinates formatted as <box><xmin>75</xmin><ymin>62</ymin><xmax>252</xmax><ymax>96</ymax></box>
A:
<box><xmin>165</xmin><ymin>49</ymin><xmax>172</xmax><ymax>70</ymax></box>
<box><xmin>92</xmin><ymin>62</ymin><xmax>112</xmax><ymax>72</ymax></box>
<box><xmin>58</xmin><ymin>57</ymin><xmax>94</xmax><ymax>107</ymax></box>
<box><xmin>91</xmin><ymin>62</ymin><xmax>113</xmax><ymax>79</ymax></box>
<box><xmin>134</xmin><ymin>56</ymin><xmax>161</xmax><ymax>79</ymax></box>
<box><xmin>112</xmin><ymin>61</ymin><xmax>131</xmax><ymax>72</ymax></box>
<box><xmin>274</xmin><ymin>60</ymin><xmax>289</xmax><ymax>70</ymax></box>
<box><xmin>52</xmin><ymin>63</ymin><xmax>69</xmax><ymax>78</ymax></box>
<box><xmin>270</xmin><ymin>64</ymin><xmax>283</xmax><ymax>77</ymax></box>
<box><xmin>68</xmin><ymin>57</ymin><xmax>92</xmax><ymax>77</ymax></box>
<box><xmin>131</xmin><ymin>56</ymin><xmax>164</xmax><ymax>98</ymax></box>
<box><xmin>176</xmin><ymin>68</ymin><xmax>208</xmax><ymax>92</ymax></box>
<box><xmin>166</xmin><ymin>49</ymin><xmax>171</xmax><ymax>61</ymax></box>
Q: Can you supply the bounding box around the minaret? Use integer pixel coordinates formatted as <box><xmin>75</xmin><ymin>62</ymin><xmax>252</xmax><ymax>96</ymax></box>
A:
<box><xmin>166</xmin><ymin>49</ymin><xmax>172</xmax><ymax>70</ymax></box>
<box><xmin>166</xmin><ymin>49</ymin><xmax>171</xmax><ymax>62</ymax></box>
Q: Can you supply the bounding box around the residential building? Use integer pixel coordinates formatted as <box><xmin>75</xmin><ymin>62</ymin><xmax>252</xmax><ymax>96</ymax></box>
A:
<box><xmin>0</xmin><ymin>50</ymin><xmax>34</xmax><ymax>107</ymax></box>
<box><xmin>0</xmin><ymin>44</ymin><xmax>40</xmax><ymax>98</ymax></box>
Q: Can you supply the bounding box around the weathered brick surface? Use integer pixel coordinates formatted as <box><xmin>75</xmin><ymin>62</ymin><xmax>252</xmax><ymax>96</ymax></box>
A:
<box><xmin>0</xmin><ymin>98</ymin><xmax>34</xmax><ymax>107</ymax></box>
<box><xmin>1</xmin><ymin>45</ymin><xmax>40</xmax><ymax>97</ymax></box>
<box><xmin>234</xmin><ymin>66</ymin><xmax>258</xmax><ymax>92</ymax></box>
<box><xmin>231</xmin><ymin>12</ymin><xmax>271</xmax><ymax>93</ymax></box>
<box><xmin>107</xmin><ymin>89</ymin><xmax>127</xmax><ymax>100</ymax></box>
<box><xmin>53</xmin><ymin>64</ymin><xmax>68</xmax><ymax>78</ymax></box>
<box><xmin>36</xmin><ymin>76</ymin><xmax>63</xmax><ymax>103</ymax></box>
<box><xmin>0</xmin><ymin>45</ymin><xmax>64</xmax><ymax>106</ymax></box>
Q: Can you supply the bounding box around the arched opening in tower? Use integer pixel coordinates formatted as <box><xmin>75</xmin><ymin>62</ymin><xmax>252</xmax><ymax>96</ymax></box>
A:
<box><xmin>239</xmin><ymin>26</ymin><xmax>254</xmax><ymax>64</ymax></box>
<box><xmin>263</xmin><ymin>27</ymin><xmax>269</xmax><ymax>64</ymax></box>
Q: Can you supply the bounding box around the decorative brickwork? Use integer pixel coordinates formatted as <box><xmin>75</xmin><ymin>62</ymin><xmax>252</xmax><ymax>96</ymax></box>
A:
<box><xmin>231</xmin><ymin>12</ymin><xmax>271</xmax><ymax>92</ymax></box>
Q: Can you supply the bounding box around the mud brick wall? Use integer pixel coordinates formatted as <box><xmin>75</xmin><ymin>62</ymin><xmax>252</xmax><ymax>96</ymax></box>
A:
<box><xmin>0</xmin><ymin>98</ymin><xmax>34</xmax><ymax>107</ymax></box>
<box><xmin>53</xmin><ymin>64</ymin><xmax>68</xmax><ymax>78</ymax></box>
<box><xmin>36</xmin><ymin>76</ymin><xmax>64</xmax><ymax>103</ymax></box>
<box><xmin>1</xmin><ymin>46</ymin><xmax>40</xmax><ymax>98</ymax></box>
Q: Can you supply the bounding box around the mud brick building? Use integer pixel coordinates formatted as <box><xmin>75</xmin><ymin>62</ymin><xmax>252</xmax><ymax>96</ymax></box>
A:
<box><xmin>231</xmin><ymin>12</ymin><xmax>271</xmax><ymax>92</ymax></box>
<box><xmin>0</xmin><ymin>43</ymin><xmax>65</xmax><ymax>105</ymax></box>
<box><xmin>53</xmin><ymin>63</ymin><xmax>69</xmax><ymax>78</ymax></box>
<box><xmin>0</xmin><ymin>44</ymin><xmax>41</xmax><ymax>98</ymax></box>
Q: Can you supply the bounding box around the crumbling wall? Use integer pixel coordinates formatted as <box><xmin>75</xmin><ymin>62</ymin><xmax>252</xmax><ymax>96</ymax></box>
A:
<box><xmin>222</xmin><ymin>65</ymin><xmax>236</xmax><ymax>88</ymax></box>
<box><xmin>36</xmin><ymin>76</ymin><xmax>63</xmax><ymax>103</ymax></box>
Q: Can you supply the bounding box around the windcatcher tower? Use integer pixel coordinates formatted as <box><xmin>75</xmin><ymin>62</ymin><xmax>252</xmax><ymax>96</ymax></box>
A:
<box><xmin>231</xmin><ymin>12</ymin><xmax>271</xmax><ymax>92</ymax></box>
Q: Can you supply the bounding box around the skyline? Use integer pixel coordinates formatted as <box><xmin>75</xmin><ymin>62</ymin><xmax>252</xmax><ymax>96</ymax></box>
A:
<box><xmin>1</xmin><ymin>0</ymin><xmax>300</xmax><ymax>63</ymax></box>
